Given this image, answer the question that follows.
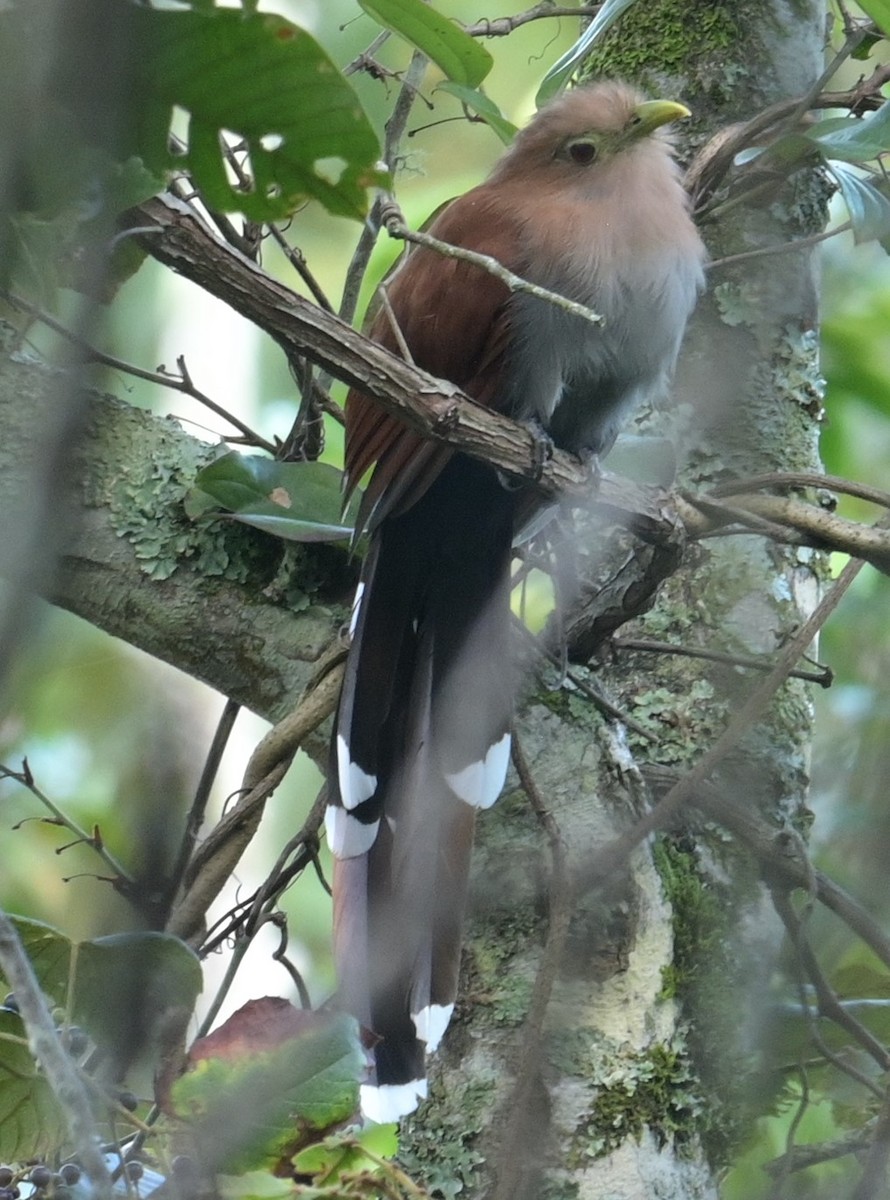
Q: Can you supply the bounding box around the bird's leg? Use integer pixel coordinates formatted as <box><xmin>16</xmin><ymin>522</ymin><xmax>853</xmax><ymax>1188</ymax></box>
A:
<box><xmin>575</xmin><ymin>447</ymin><xmax>602</xmax><ymax>483</ymax></box>
<box><xmin>524</xmin><ymin>417</ymin><xmax>555</xmax><ymax>481</ymax></box>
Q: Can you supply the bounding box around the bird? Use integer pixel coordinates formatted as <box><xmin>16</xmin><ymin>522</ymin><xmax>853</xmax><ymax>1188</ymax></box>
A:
<box><xmin>325</xmin><ymin>80</ymin><xmax>706</xmax><ymax>1124</ymax></box>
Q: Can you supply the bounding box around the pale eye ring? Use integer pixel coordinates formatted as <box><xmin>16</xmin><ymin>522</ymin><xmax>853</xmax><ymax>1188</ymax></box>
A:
<box><xmin>567</xmin><ymin>140</ymin><xmax>598</xmax><ymax>165</ymax></box>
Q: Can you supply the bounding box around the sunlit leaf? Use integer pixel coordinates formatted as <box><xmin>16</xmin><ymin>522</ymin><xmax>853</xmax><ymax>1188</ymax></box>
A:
<box><xmin>537</xmin><ymin>0</ymin><xmax>641</xmax><ymax>103</ymax></box>
<box><xmin>292</xmin><ymin>1122</ymin><xmax>398</xmax><ymax>1179</ymax></box>
<box><xmin>857</xmin><ymin>0</ymin><xmax>890</xmax><ymax>35</ymax></box>
<box><xmin>436</xmin><ymin>83</ymin><xmax>518</xmax><ymax>144</ymax></box>
<box><xmin>188</xmin><ymin>453</ymin><xmax>360</xmax><ymax>542</ymax></box>
<box><xmin>359</xmin><ymin>0</ymin><xmax>493</xmax><ymax>88</ymax></box>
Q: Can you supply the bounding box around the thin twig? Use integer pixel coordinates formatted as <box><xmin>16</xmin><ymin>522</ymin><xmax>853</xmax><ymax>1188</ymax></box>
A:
<box><xmin>164</xmin><ymin>698</ymin><xmax>240</xmax><ymax>920</ymax></box>
<box><xmin>763</xmin><ymin>1119</ymin><xmax>876</xmax><ymax>1178</ymax></box>
<box><xmin>270</xmin><ymin>915</ymin><xmax>312</xmax><ymax>1008</ymax></box>
<box><xmin>765</xmin><ymin>1066</ymin><xmax>810</xmax><ymax>1200</ymax></box>
<box><xmin>464</xmin><ymin>4</ymin><xmax>602</xmax><ymax>37</ymax></box>
<box><xmin>707</xmin><ymin>220</ymin><xmax>853</xmax><ymax>271</ymax></box>
<box><xmin>772</xmin><ymin>889</ymin><xmax>889</xmax><ymax>1090</ymax></box>
<box><xmin>612</xmin><ymin>636</ymin><xmax>833</xmax><ymax>687</ymax></box>
<box><xmin>337</xmin><ymin>49</ymin><xmax>430</xmax><ymax>337</ymax></box>
<box><xmin>378</xmin><ymin>285</ymin><xmax>415</xmax><ymax>364</ymax></box>
<box><xmin>381</xmin><ymin>202</ymin><xmax>604</xmax><ymax>328</ymax></box>
<box><xmin>2</xmin><ymin>289</ymin><xmax>276</xmax><ymax>453</ymax></box>
<box><xmin>264</xmin><ymin>222</ymin><xmax>334</xmax><ymax>312</ymax></box>
<box><xmin>573</xmin><ymin>550</ymin><xmax>868</xmax><ymax>898</ymax></box>
<box><xmin>710</xmin><ymin>470</ymin><xmax>890</xmax><ymax>512</ymax></box>
<box><xmin>2</xmin><ymin>761</ymin><xmax>133</xmax><ymax>885</ymax></box>
<box><xmin>168</xmin><ymin>666</ymin><xmax>342</xmax><ymax>942</ymax></box>
<box><xmin>343</xmin><ymin>29</ymin><xmax>391</xmax><ymax>76</ymax></box>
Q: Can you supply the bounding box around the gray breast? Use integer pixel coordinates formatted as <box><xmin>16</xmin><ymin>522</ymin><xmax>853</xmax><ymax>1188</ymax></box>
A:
<box><xmin>500</xmin><ymin>251</ymin><xmax>701</xmax><ymax>457</ymax></box>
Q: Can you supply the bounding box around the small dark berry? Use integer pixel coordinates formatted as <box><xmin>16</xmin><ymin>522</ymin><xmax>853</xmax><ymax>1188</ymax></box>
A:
<box><xmin>29</xmin><ymin>1166</ymin><xmax>52</xmax><ymax>1189</ymax></box>
<box><xmin>0</xmin><ymin>1188</ymin><xmax>16</xmax><ymax>1200</ymax></box>
<box><xmin>62</xmin><ymin>1027</ymin><xmax>89</xmax><ymax>1056</ymax></box>
<box><xmin>124</xmin><ymin>1163</ymin><xmax>143</xmax><ymax>1182</ymax></box>
<box><xmin>116</xmin><ymin>1090</ymin><xmax>138</xmax><ymax>1112</ymax></box>
<box><xmin>1</xmin><ymin>995</ymin><xmax>18</xmax><ymax>1013</ymax></box>
<box><xmin>59</xmin><ymin>1165</ymin><xmax>81</xmax><ymax>1186</ymax></box>
<box><xmin>0</xmin><ymin>1169</ymin><xmax>12</xmax><ymax>1188</ymax></box>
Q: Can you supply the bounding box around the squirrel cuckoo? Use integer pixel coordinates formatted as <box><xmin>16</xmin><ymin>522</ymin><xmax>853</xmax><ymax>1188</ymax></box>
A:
<box><xmin>326</xmin><ymin>81</ymin><xmax>706</xmax><ymax>1122</ymax></box>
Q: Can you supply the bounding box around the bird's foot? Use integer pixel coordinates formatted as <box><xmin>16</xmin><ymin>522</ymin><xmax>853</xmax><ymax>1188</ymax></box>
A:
<box><xmin>575</xmin><ymin>448</ymin><xmax>602</xmax><ymax>486</ymax></box>
<box><xmin>523</xmin><ymin>418</ymin><xmax>555</xmax><ymax>481</ymax></box>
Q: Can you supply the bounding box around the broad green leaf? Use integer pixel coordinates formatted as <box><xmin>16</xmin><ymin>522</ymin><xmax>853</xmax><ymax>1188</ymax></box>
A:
<box><xmin>171</xmin><ymin>1012</ymin><xmax>363</xmax><ymax>1174</ymax></box>
<box><xmin>75</xmin><ymin>932</ymin><xmax>202</xmax><ymax>1065</ymax></box>
<box><xmin>0</xmin><ymin>1009</ymin><xmax>68</xmax><ymax>1161</ymax></box>
<box><xmin>188</xmin><ymin>453</ymin><xmax>360</xmax><ymax>542</ymax></box>
<box><xmin>0</xmin><ymin>918</ymin><xmax>201</xmax><ymax>1066</ymax></box>
<box><xmin>4</xmin><ymin>0</ymin><xmax>385</xmax><ymax>223</ymax></box>
<box><xmin>857</xmin><ymin>0</ymin><xmax>890</xmax><ymax>34</ymax></box>
<box><xmin>807</xmin><ymin>105</ymin><xmax>890</xmax><ymax>163</ymax></box>
<box><xmin>829</xmin><ymin>162</ymin><xmax>890</xmax><ymax>244</ymax></box>
<box><xmin>537</xmin><ymin>0</ymin><xmax>641</xmax><ymax>104</ymax></box>
<box><xmin>145</xmin><ymin>5</ymin><xmax>387</xmax><ymax>219</ymax></box>
<box><xmin>359</xmin><ymin>0</ymin><xmax>493</xmax><ymax>87</ymax></box>
<box><xmin>436</xmin><ymin>83</ymin><xmax>518</xmax><ymax>145</ymax></box>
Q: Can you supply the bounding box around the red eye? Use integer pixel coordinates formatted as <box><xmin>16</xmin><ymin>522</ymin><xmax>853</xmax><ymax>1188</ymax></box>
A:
<box><xmin>568</xmin><ymin>140</ymin><xmax>598</xmax><ymax>165</ymax></box>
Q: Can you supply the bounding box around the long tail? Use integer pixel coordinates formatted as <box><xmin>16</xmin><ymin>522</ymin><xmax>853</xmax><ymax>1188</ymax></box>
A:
<box><xmin>327</xmin><ymin>456</ymin><xmax>515</xmax><ymax>1122</ymax></box>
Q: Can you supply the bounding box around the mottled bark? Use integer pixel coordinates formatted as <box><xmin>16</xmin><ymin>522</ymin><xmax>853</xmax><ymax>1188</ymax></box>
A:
<box><xmin>0</xmin><ymin>353</ymin><xmax>338</xmax><ymax>724</ymax></box>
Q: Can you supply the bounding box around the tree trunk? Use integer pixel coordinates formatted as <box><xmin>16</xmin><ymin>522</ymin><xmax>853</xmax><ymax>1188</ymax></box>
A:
<box><xmin>399</xmin><ymin>3</ymin><xmax>827</xmax><ymax>1197</ymax></box>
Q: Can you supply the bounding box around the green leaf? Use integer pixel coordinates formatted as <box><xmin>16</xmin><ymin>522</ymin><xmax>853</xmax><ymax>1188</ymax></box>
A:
<box><xmin>0</xmin><ymin>918</ymin><xmax>202</xmax><ymax>1067</ymax></box>
<box><xmin>0</xmin><ymin>1009</ymin><xmax>68</xmax><ymax>1162</ymax></box>
<box><xmin>807</xmin><ymin>105</ymin><xmax>890</xmax><ymax>163</ymax></box>
<box><xmin>832</xmin><ymin>962</ymin><xmax>890</xmax><ymax>1000</ymax></box>
<box><xmin>436</xmin><ymin>83</ymin><xmax>518</xmax><ymax>145</ymax></box>
<box><xmin>74</xmin><ymin>932</ymin><xmax>202</xmax><ymax>1064</ymax></box>
<box><xmin>292</xmin><ymin>1123</ymin><xmax>398</xmax><ymax>1179</ymax></box>
<box><xmin>359</xmin><ymin>0</ymin><xmax>493</xmax><ymax>87</ymax></box>
<box><xmin>857</xmin><ymin>0</ymin><xmax>890</xmax><ymax>35</ymax></box>
<box><xmin>145</xmin><ymin>5</ymin><xmax>387</xmax><ymax>220</ymax></box>
<box><xmin>188</xmin><ymin>453</ymin><xmax>360</xmax><ymax>543</ymax></box>
<box><xmin>0</xmin><ymin>917</ymin><xmax>71</xmax><ymax>995</ymax></box>
<box><xmin>829</xmin><ymin>162</ymin><xmax>890</xmax><ymax>244</ymax></box>
<box><xmin>5</xmin><ymin>0</ymin><xmax>385</xmax><ymax>223</ymax></box>
<box><xmin>171</xmin><ymin>1013</ymin><xmax>363</xmax><ymax>1174</ymax></box>
<box><xmin>537</xmin><ymin>0</ymin><xmax>641</xmax><ymax>103</ymax></box>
